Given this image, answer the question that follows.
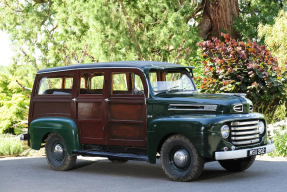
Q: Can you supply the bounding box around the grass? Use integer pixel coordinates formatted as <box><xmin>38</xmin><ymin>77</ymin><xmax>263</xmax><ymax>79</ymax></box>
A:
<box><xmin>0</xmin><ymin>134</ymin><xmax>24</xmax><ymax>156</ymax></box>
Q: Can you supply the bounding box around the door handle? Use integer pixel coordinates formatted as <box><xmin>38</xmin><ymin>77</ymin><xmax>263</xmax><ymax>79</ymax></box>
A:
<box><xmin>72</xmin><ymin>98</ymin><xmax>77</xmax><ymax>102</ymax></box>
<box><xmin>105</xmin><ymin>98</ymin><xmax>110</xmax><ymax>102</ymax></box>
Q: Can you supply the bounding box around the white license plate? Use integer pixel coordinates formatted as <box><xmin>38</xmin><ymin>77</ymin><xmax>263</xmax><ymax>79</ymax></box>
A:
<box><xmin>249</xmin><ymin>147</ymin><xmax>266</xmax><ymax>156</ymax></box>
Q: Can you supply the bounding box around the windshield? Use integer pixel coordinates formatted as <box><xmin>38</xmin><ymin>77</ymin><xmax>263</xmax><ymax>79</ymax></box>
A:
<box><xmin>148</xmin><ymin>69</ymin><xmax>196</xmax><ymax>94</ymax></box>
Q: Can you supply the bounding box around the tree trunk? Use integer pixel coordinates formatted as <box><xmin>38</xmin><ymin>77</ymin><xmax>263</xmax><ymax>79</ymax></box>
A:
<box><xmin>198</xmin><ymin>0</ymin><xmax>239</xmax><ymax>39</ymax></box>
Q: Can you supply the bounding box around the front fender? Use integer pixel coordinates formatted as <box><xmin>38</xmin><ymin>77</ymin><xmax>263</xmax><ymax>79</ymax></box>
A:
<box><xmin>147</xmin><ymin>113</ymin><xmax>265</xmax><ymax>163</ymax></box>
<box><xmin>29</xmin><ymin>117</ymin><xmax>81</xmax><ymax>155</ymax></box>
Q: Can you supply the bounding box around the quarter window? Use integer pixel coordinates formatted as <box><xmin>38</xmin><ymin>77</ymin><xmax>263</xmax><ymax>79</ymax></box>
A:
<box><xmin>37</xmin><ymin>74</ymin><xmax>73</xmax><ymax>95</ymax></box>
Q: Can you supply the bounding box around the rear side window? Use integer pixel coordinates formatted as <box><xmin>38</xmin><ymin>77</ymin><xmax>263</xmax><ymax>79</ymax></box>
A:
<box><xmin>112</xmin><ymin>72</ymin><xmax>144</xmax><ymax>95</ymax></box>
<box><xmin>80</xmin><ymin>72</ymin><xmax>104</xmax><ymax>94</ymax></box>
<box><xmin>37</xmin><ymin>74</ymin><xmax>74</xmax><ymax>95</ymax></box>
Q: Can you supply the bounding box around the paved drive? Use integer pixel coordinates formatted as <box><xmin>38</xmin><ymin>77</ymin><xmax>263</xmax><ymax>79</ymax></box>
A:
<box><xmin>0</xmin><ymin>156</ymin><xmax>287</xmax><ymax>192</ymax></box>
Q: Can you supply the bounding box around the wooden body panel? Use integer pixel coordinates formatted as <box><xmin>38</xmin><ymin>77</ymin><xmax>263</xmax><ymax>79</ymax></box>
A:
<box><xmin>107</xmin><ymin>98</ymin><xmax>146</xmax><ymax>146</ymax></box>
<box><xmin>29</xmin><ymin>68</ymin><xmax>148</xmax><ymax>148</ymax></box>
<box><xmin>76</xmin><ymin>99</ymin><xmax>105</xmax><ymax>144</ymax></box>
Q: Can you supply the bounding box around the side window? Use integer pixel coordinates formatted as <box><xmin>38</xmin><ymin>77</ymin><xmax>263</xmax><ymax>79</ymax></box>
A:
<box><xmin>80</xmin><ymin>72</ymin><xmax>104</xmax><ymax>94</ymax></box>
<box><xmin>134</xmin><ymin>74</ymin><xmax>144</xmax><ymax>94</ymax></box>
<box><xmin>149</xmin><ymin>72</ymin><xmax>158</xmax><ymax>91</ymax></box>
<box><xmin>65</xmin><ymin>77</ymin><xmax>73</xmax><ymax>89</ymax></box>
<box><xmin>37</xmin><ymin>74</ymin><xmax>73</xmax><ymax>95</ymax></box>
<box><xmin>112</xmin><ymin>73</ymin><xmax>128</xmax><ymax>92</ymax></box>
<box><xmin>112</xmin><ymin>72</ymin><xmax>144</xmax><ymax>95</ymax></box>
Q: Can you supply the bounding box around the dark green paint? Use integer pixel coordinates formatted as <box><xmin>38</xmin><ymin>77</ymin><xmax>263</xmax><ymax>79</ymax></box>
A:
<box><xmin>29</xmin><ymin>117</ymin><xmax>81</xmax><ymax>155</ymax></box>
<box><xmin>147</xmin><ymin>112</ymin><xmax>266</xmax><ymax>164</ymax></box>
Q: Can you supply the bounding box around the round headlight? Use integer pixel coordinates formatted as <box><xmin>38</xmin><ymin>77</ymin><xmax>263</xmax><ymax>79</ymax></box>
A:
<box><xmin>258</xmin><ymin>121</ymin><xmax>265</xmax><ymax>134</ymax></box>
<box><xmin>221</xmin><ymin>125</ymin><xmax>230</xmax><ymax>139</ymax></box>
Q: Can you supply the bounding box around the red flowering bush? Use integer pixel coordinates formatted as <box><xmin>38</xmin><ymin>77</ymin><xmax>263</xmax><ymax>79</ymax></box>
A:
<box><xmin>197</xmin><ymin>33</ymin><xmax>287</xmax><ymax>122</ymax></box>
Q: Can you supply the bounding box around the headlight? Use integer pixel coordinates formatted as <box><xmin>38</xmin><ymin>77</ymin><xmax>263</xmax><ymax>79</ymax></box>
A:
<box><xmin>258</xmin><ymin>121</ymin><xmax>265</xmax><ymax>134</ymax></box>
<box><xmin>221</xmin><ymin>125</ymin><xmax>230</xmax><ymax>139</ymax></box>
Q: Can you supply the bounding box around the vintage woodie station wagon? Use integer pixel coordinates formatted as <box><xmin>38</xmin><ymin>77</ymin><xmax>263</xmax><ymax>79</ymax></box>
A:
<box><xmin>22</xmin><ymin>61</ymin><xmax>275</xmax><ymax>181</ymax></box>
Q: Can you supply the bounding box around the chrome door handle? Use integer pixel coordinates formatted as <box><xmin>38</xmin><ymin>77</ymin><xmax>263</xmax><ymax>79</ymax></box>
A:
<box><xmin>105</xmin><ymin>98</ymin><xmax>109</xmax><ymax>102</ymax></box>
<box><xmin>72</xmin><ymin>98</ymin><xmax>77</xmax><ymax>102</ymax></box>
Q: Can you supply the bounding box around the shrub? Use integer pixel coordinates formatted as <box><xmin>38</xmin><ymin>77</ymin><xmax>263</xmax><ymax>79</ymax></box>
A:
<box><xmin>269</xmin><ymin>131</ymin><xmax>287</xmax><ymax>157</ymax></box>
<box><xmin>0</xmin><ymin>134</ymin><xmax>24</xmax><ymax>156</ymax></box>
<box><xmin>197</xmin><ymin>33</ymin><xmax>287</xmax><ymax>123</ymax></box>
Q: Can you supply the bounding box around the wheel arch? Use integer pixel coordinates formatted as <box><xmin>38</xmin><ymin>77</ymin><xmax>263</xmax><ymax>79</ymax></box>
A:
<box><xmin>147</xmin><ymin>117</ymin><xmax>204</xmax><ymax>164</ymax></box>
<box><xmin>29</xmin><ymin>117</ymin><xmax>81</xmax><ymax>155</ymax></box>
<box><xmin>156</xmin><ymin>133</ymin><xmax>177</xmax><ymax>154</ymax></box>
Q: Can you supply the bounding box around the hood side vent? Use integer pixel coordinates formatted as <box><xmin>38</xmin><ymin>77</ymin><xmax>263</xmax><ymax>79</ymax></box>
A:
<box><xmin>233</xmin><ymin>104</ymin><xmax>243</xmax><ymax>112</ymax></box>
<box><xmin>169</xmin><ymin>104</ymin><xmax>217</xmax><ymax>111</ymax></box>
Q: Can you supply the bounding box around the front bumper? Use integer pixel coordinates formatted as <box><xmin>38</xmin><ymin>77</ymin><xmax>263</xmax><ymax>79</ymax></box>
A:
<box><xmin>215</xmin><ymin>143</ymin><xmax>275</xmax><ymax>160</ymax></box>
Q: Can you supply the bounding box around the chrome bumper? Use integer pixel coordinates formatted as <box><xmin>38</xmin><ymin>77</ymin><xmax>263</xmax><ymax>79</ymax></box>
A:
<box><xmin>215</xmin><ymin>143</ymin><xmax>275</xmax><ymax>160</ymax></box>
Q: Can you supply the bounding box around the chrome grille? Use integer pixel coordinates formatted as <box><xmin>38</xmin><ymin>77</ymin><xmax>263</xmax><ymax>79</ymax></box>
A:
<box><xmin>230</xmin><ymin>120</ymin><xmax>260</xmax><ymax>145</ymax></box>
<box><xmin>233</xmin><ymin>104</ymin><xmax>243</xmax><ymax>112</ymax></box>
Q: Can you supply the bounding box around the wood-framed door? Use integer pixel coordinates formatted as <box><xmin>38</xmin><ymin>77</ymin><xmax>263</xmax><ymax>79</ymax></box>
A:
<box><xmin>105</xmin><ymin>69</ymin><xmax>148</xmax><ymax>147</ymax></box>
<box><xmin>73</xmin><ymin>69</ymin><xmax>108</xmax><ymax>145</ymax></box>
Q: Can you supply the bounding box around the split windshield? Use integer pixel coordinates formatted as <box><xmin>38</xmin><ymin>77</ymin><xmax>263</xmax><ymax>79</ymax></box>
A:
<box><xmin>148</xmin><ymin>69</ymin><xmax>196</xmax><ymax>94</ymax></box>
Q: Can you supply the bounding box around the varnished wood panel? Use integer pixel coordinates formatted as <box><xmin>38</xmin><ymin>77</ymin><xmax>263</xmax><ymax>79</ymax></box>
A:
<box><xmin>109</xmin><ymin>123</ymin><xmax>144</xmax><ymax>140</ymax></box>
<box><xmin>79</xmin><ymin>122</ymin><xmax>103</xmax><ymax>139</ymax></box>
<box><xmin>77</xmin><ymin>102</ymin><xmax>102</xmax><ymax>119</ymax></box>
<box><xmin>33</xmin><ymin>102</ymin><xmax>71</xmax><ymax>117</ymax></box>
<box><xmin>110</xmin><ymin>103</ymin><xmax>143</xmax><ymax>121</ymax></box>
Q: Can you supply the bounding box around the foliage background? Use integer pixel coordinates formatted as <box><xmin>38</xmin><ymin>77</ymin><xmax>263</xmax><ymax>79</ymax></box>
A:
<box><xmin>0</xmin><ymin>0</ymin><xmax>287</xmax><ymax>133</ymax></box>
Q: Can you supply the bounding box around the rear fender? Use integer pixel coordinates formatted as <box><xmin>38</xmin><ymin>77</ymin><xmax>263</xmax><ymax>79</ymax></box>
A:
<box><xmin>29</xmin><ymin>117</ymin><xmax>81</xmax><ymax>155</ymax></box>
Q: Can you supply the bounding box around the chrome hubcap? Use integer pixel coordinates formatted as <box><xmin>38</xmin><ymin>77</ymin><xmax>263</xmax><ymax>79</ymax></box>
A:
<box><xmin>173</xmin><ymin>149</ymin><xmax>190</xmax><ymax>168</ymax></box>
<box><xmin>53</xmin><ymin>144</ymin><xmax>64</xmax><ymax>161</ymax></box>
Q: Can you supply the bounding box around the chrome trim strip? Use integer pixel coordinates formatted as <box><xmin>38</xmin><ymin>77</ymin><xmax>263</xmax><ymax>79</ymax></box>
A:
<box><xmin>169</xmin><ymin>104</ymin><xmax>215</xmax><ymax>107</ymax></box>
<box><xmin>231</xmin><ymin>120</ymin><xmax>259</xmax><ymax>126</ymax></box>
<box><xmin>232</xmin><ymin>139</ymin><xmax>260</xmax><ymax>145</ymax></box>
<box><xmin>215</xmin><ymin>143</ymin><xmax>275</xmax><ymax>160</ymax></box>
<box><xmin>168</xmin><ymin>104</ymin><xmax>217</xmax><ymax>111</ymax></box>
<box><xmin>233</xmin><ymin>104</ymin><xmax>243</xmax><ymax>112</ymax></box>
<box><xmin>168</xmin><ymin>108</ymin><xmax>216</xmax><ymax>111</ymax></box>
<box><xmin>231</xmin><ymin>134</ymin><xmax>259</xmax><ymax>140</ymax></box>
<box><xmin>231</xmin><ymin>125</ymin><xmax>259</xmax><ymax>131</ymax></box>
<box><xmin>218</xmin><ymin>93</ymin><xmax>247</xmax><ymax>98</ymax></box>
<box><xmin>231</xmin><ymin>130</ymin><xmax>259</xmax><ymax>135</ymax></box>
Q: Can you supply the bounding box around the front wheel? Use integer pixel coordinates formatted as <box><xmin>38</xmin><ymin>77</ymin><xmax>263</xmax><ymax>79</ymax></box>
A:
<box><xmin>160</xmin><ymin>134</ymin><xmax>205</xmax><ymax>182</ymax></box>
<box><xmin>219</xmin><ymin>156</ymin><xmax>256</xmax><ymax>172</ymax></box>
<box><xmin>45</xmin><ymin>133</ymin><xmax>77</xmax><ymax>171</ymax></box>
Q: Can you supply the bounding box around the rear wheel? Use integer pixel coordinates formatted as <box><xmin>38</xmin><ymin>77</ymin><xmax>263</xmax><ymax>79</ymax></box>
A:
<box><xmin>160</xmin><ymin>134</ymin><xmax>205</xmax><ymax>182</ymax></box>
<box><xmin>45</xmin><ymin>133</ymin><xmax>77</xmax><ymax>171</ymax></box>
<box><xmin>219</xmin><ymin>156</ymin><xmax>256</xmax><ymax>172</ymax></box>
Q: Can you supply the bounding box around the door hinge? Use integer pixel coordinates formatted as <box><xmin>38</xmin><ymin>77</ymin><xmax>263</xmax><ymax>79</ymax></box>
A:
<box><xmin>103</xmin><ymin>127</ymin><xmax>105</xmax><ymax>130</ymax></box>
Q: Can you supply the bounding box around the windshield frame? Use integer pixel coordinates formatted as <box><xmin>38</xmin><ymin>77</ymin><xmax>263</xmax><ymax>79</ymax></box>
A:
<box><xmin>146</xmin><ymin>68</ymin><xmax>198</xmax><ymax>96</ymax></box>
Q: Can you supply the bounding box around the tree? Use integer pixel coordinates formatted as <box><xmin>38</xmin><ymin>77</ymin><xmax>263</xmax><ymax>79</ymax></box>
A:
<box><xmin>234</xmin><ymin>0</ymin><xmax>284</xmax><ymax>43</ymax></box>
<box><xmin>0</xmin><ymin>69</ymin><xmax>31</xmax><ymax>134</ymax></box>
<box><xmin>198</xmin><ymin>0</ymin><xmax>239</xmax><ymax>39</ymax></box>
<box><xmin>0</xmin><ymin>0</ymin><xmax>286</xmax><ymax>132</ymax></box>
<box><xmin>258</xmin><ymin>10</ymin><xmax>287</xmax><ymax>68</ymax></box>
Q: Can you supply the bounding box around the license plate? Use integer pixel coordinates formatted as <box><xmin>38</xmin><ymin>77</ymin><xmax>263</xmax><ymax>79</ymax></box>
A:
<box><xmin>248</xmin><ymin>147</ymin><xmax>266</xmax><ymax>156</ymax></box>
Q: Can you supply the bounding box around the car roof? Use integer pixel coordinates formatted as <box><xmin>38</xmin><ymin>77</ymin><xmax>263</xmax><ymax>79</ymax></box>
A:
<box><xmin>37</xmin><ymin>61</ymin><xmax>195</xmax><ymax>74</ymax></box>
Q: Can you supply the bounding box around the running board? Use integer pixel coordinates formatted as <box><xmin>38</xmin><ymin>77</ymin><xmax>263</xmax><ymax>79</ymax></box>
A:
<box><xmin>72</xmin><ymin>150</ymin><xmax>148</xmax><ymax>161</ymax></box>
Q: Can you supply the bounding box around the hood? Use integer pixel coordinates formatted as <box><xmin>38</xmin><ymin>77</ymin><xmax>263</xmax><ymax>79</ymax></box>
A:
<box><xmin>152</xmin><ymin>92</ymin><xmax>253</xmax><ymax>114</ymax></box>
